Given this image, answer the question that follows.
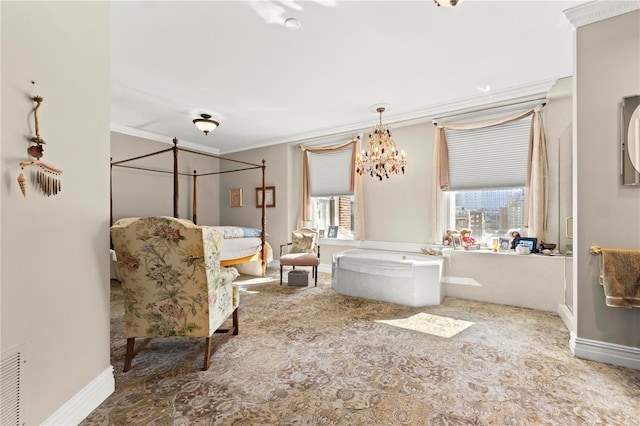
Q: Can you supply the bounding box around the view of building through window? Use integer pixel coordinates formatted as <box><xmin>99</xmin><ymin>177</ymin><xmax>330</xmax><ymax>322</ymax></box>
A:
<box><xmin>452</xmin><ymin>188</ymin><xmax>525</xmax><ymax>244</ymax></box>
<box><xmin>311</xmin><ymin>196</ymin><xmax>354</xmax><ymax>238</ymax></box>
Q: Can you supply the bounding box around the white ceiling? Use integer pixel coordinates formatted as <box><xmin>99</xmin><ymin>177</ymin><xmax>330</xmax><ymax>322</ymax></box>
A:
<box><xmin>111</xmin><ymin>0</ymin><xmax>584</xmax><ymax>154</ymax></box>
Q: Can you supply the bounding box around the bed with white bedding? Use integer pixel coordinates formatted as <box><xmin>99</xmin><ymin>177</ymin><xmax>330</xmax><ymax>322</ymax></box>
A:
<box><xmin>210</xmin><ymin>226</ymin><xmax>273</xmax><ymax>275</ymax></box>
<box><xmin>110</xmin><ymin>139</ymin><xmax>271</xmax><ymax>276</ymax></box>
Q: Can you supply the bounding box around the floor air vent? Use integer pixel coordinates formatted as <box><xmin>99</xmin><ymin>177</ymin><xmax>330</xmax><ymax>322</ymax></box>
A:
<box><xmin>1</xmin><ymin>344</ymin><xmax>25</xmax><ymax>426</ymax></box>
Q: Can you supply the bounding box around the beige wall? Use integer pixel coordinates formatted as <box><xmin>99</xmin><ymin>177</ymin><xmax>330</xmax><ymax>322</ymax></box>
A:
<box><xmin>111</xmin><ymin>132</ymin><xmax>221</xmax><ymax>225</ymax></box>
<box><xmin>1</xmin><ymin>2</ymin><xmax>111</xmax><ymax>424</ymax></box>
<box><xmin>219</xmin><ymin>144</ymin><xmax>289</xmax><ymax>256</ymax></box>
<box><xmin>544</xmin><ymin>81</ymin><xmax>574</xmax><ymax>252</ymax></box>
<box><xmin>575</xmin><ymin>10</ymin><xmax>640</xmax><ymax>347</ymax></box>
<box><xmin>362</xmin><ymin>123</ymin><xmax>433</xmax><ymax>243</ymax></box>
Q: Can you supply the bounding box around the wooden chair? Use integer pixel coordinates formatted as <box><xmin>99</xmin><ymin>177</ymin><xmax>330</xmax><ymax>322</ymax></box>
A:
<box><xmin>110</xmin><ymin>216</ymin><xmax>240</xmax><ymax>371</ymax></box>
<box><xmin>279</xmin><ymin>228</ymin><xmax>321</xmax><ymax>286</ymax></box>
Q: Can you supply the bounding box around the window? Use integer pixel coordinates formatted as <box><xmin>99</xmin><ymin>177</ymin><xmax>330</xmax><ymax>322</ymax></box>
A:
<box><xmin>306</xmin><ymin>145</ymin><xmax>356</xmax><ymax>239</ymax></box>
<box><xmin>445</xmin><ymin>188</ymin><xmax>524</xmax><ymax>244</ymax></box>
<box><xmin>310</xmin><ymin>195</ymin><xmax>354</xmax><ymax>238</ymax></box>
<box><xmin>442</xmin><ymin>115</ymin><xmax>531</xmax><ymax>245</ymax></box>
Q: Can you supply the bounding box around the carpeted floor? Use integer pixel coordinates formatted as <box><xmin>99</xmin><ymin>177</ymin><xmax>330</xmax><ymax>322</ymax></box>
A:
<box><xmin>82</xmin><ymin>268</ymin><xmax>640</xmax><ymax>425</ymax></box>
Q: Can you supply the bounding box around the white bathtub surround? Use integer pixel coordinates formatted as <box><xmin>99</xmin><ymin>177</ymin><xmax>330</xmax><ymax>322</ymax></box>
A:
<box><xmin>441</xmin><ymin>249</ymin><xmax>565</xmax><ymax>312</ymax></box>
<box><xmin>330</xmin><ymin>245</ymin><xmax>565</xmax><ymax>313</ymax></box>
<box><xmin>332</xmin><ymin>249</ymin><xmax>444</xmax><ymax>307</ymax></box>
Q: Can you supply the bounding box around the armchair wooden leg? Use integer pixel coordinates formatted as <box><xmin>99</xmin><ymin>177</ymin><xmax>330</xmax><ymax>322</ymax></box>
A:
<box><xmin>233</xmin><ymin>307</ymin><xmax>239</xmax><ymax>335</ymax></box>
<box><xmin>314</xmin><ymin>266</ymin><xmax>318</xmax><ymax>287</ymax></box>
<box><xmin>203</xmin><ymin>308</ymin><xmax>240</xmax><ymax>371</ymax></box>
<box><xmin>203</xmin><ymin>336</ymin><xmax>212</xmax><ymax>371</ymax></box>
<box><xmin>280</xmin><ymin>265</ymin><xmax>283</xmax><ymax>285</ymax></box>
<box><xmin>124</xmin><ymin>337</ymin><xmax>151</xmax><ymax>372</ymax></box>
<box><xmin>124</xmin><ymin>338</ymin><xmax>135</xmax><ymax>372</ymax></box>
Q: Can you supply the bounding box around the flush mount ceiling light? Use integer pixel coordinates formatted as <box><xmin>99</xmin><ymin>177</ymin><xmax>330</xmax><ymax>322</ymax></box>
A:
<box><xmin>434</xmin><ymin>0</ymin><xmax>462</xmax><ymax>6</ymax></box>
<box><xmin>192</xmin><ymin>114</ymin><xmax>219</xmax><ymax>135</ymax></box>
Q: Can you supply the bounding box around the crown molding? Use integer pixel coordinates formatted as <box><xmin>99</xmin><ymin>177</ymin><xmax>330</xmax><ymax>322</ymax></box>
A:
<box><xmin>110</xmin><ymin>124</ymin><xmax>221</xmax><ymax>155</ymax></box>
<box><xmin>112</xmin><ymin>77</ymin><xmax>563</xmax><ymax>155</ymax></box>
<box><xmin>387</xmin><ymin>78</ymin><xmax>557</xmax><ymax>125</ymax></box>
<box><xmin>223</xmin><ymin>78</ymin><xmax>561</xmax><ymax>154</ymax></box>
<box><xmin>564</xmin><ymin>0</ymin><xmax>640</xmax><ymax>28</ymax></box>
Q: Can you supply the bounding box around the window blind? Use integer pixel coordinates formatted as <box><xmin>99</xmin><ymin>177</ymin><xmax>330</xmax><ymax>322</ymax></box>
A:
<box><xmin>445</xmin><ymin>115</ymin><xmax>531</xmax><ymax>191</ymax></box>
<box><xmin>308</xmin><ymin>147</ymin><xmax>353</xmax><ymax>197</ymax></box>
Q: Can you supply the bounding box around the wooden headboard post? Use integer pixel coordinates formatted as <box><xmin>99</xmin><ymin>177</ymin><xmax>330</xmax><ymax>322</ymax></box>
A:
<box><xmin>110</xmin><ymin>157</ymin><xmax>113</xmax><ymax>226</ymax></box>
<box><xmin>261</xmin><ymin>159</ymin><xmax>267</xmax><ymax>276</ymax></box>
<box><xmin>173</xmin><ymin>137</ymin><xmax>179</xmax><ymax>218</ymax></box>
<box><xmin>192</xmin><ymin>170</ymin><xmax>198</xmax><ymax>224</ymax></box>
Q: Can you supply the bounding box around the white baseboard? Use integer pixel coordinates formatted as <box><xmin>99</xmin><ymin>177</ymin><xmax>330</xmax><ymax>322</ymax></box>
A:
<box><xmin>42</xmin><ymin>365</ymin><xmax>114</xmax><ymax>426</ymax></box>
<box><xmin>319</xmin><ymin>263</ymin><xmax>332</xmax><ymax>274</ymax></box>
<box><xmin>571</xmin><ymin>334</ymin><xmax>640</xmax><ymax>370</ymax></box>
<box><xmin>556</xmin><ymin>304</ymin><xmax>575</xmax><ymax>334</ymax></box>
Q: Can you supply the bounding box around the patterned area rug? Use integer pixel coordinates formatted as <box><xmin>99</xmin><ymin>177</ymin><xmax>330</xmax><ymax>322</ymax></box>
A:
<box><xmin>82</xmin><ymin>268</ymin><xmax>640</xmax><ymax>425</ymax></box>
<box><xmin>376</xmin><ymin>312</ymin><xmax>474</xmax><ymax>338</ymax></box>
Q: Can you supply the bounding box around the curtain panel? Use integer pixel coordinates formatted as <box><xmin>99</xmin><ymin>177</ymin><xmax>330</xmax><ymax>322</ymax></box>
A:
<box><xmin>299</xmin><ymin>138</ymin><xmax>365</xmax><ymax>240</ymax></box>
<box><xmin>431</xmin><ymin>105</ymin><xmax>547</xmax><ymax>243</ymax></box>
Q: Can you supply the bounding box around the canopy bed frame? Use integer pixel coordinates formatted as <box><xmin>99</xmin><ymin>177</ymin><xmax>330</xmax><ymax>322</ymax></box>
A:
<box><xmin>110</xmin><ymin>137</ymin><xmax>268</xmax><ymax>275</ymax></box>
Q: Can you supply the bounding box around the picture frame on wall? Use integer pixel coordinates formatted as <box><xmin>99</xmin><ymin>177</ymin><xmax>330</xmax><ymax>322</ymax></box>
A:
<box><xmin>256</xmin><ymin>186</ymin><xmax>276</xmax><ymax>208</ymax></box>
<box><xmin>229</xmin><ymin>188</ymin><xmax>242</xmax><ymax>207</ymax></box>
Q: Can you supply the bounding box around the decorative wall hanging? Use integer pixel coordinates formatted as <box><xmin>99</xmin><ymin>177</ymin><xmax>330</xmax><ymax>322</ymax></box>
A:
<box><xmin>229</xmin><ymin>188</ymin><xmax>242</xmax><ymax>207</ymax></box>
<box><xmin>17</xmin><ymin>92</ymin><xmax>63</xmax><ymax>197</ymax></box>
<box><xmin>622</xmin><ymin>94</ymin><xmax>640</xmax><ymax>186</ymax></box>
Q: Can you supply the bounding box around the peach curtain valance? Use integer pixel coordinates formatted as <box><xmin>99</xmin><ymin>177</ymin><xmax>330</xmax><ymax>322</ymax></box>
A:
<box><xmin>300</xmin><ymin>138</ymin><xmax>357</xmax><ymax>222</ymax></box>
<box><xmin>299</xmin><ymin>137</ymin><xmax>365</xmax><ymax>240</ymax></box>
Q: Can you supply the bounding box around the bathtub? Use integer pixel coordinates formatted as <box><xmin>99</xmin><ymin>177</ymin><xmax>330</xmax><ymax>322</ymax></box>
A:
<box><xmin>331</xmin><ymin>249</ymin><xmax>444</xmax><ymax>307</ymax></box>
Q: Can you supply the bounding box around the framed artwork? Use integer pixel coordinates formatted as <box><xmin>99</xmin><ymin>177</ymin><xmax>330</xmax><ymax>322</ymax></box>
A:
<box><xmin>451</xmin><ymin>233</ymin><xmax>463</xmax><ymax>250</ymax></box>
<box><xmin>319</xmin><ymin>229</ymin><xmax>326</xmax><ymax>238</ymax></box>
<box><xmin>517</xmin><ymin>237</ymin><xmax>538</xmax><ymax>253</ymax></box>
<box><xmin>498</xmin><ymin>237</ymin><xmax>511</xmax><ymax>252</ymax></box>
<box><xmin>327</xmin><ymin>225</ymin><xmax>338</xmax><ymax>238</ymax></box>
<box><xmin>256</xmin><ymin>186</ymin><xmax>276</xmax><ymax>208</ymax></box>
<box><xmin>229</xmin><ymin>188</ymin><xmax>242</xmax><ymax>207</ymax></box>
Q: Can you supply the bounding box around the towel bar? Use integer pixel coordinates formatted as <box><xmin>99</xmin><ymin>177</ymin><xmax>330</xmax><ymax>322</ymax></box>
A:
<box><xmin>590</xmin><ymin>245</ymin><xmax>602</xmax><ymax>255</ymax></box>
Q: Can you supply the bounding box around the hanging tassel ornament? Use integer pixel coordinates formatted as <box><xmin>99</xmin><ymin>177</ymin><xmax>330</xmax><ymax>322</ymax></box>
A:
<box><xmin>17</xmin><ymin>87</ymin><xmax>63</xmax><ymax>198</ymax></box>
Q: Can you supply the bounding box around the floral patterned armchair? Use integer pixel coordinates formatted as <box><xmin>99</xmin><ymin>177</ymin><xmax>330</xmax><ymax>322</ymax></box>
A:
<box><xmin>110</xmin><ymin>216</ymin><xmax>240</xmax><ymax>371</ymax></box>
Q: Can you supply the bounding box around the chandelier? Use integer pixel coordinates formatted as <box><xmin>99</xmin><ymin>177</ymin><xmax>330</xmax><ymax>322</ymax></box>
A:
<box><xmin>356</xmin><ymin>107</ymin><xmax>407</xmax><ymax>180</ymax></box>
<box><xmin>434</xmin><ymin>0</ymin><xmax>463</xmax><ymax>6</ymax></box>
